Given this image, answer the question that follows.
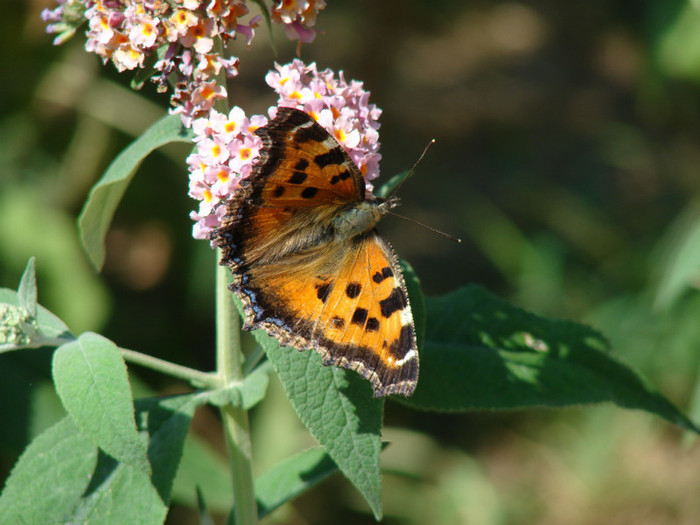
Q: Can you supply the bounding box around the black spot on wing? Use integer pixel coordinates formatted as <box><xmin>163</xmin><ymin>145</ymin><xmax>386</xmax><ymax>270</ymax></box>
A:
<box><xmin>366</xmin><ymin>317</ymin><xmax>380</xmax><ymax>332</ymax></box>
<box><xmin>379</xmin><ymin>287</ymin><xmax>407</xmax><ymax>318</ymax></box>
<box><xmin>331</xmin><ymin>316</ymin><xmax>345</xmax><ymax>329</ymax></box>
<box><xmin>314</xmin><ymin>147</ymin><xmax>345</xmax><ymax>168</ymax></box>
<box><xmin>315</xmin><ymin>282</ymin><xmax>331</xmax><ymax>303</ymax></box>
<box><xmin>372</xmin><ymin>266</ymin><xmax>394</xmax><ymax>284</ymax></box>
<box><xmin>294</xmin><ymin>158</ymin><xmax>309</xmax><ymax>171</ymax></box>
<box><xmin>345</xmin><ymin>282</ymin><xmax>361</xmax><ymax>299</ymax></box>
<box><xmin>301</xmin><ymin>187</ymin><xmax>318</xmax><ymax>199</ymax></box>
<box><xmin>288</xmin><ymin>171</ymin><xmax>307</xmax><ymax>184</ymax></box>
<box><xmin>351</xmin><ymin>307</ymin><xmax>368</xmax><ymax>326</ymax></box>
<box><xmin>273</xmin><ymin>185</ymin><xmax>285</xmax><ymax>197</ymax></box>
<box><xmin>294</xmin><ymin>123</ymin><xmax>327</xmax><ymax>143</ymax></box>
<box><xmin>330</xmin><ymin>171</ymin><xmax>352</xmax><ymax>185</ymax></box>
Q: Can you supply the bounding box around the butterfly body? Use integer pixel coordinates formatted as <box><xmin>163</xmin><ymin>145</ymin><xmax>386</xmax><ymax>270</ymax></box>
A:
<box><xmin>212</xmin><ymin>107</ymin><xmax>418</xmax><ymax>398</ymax></box>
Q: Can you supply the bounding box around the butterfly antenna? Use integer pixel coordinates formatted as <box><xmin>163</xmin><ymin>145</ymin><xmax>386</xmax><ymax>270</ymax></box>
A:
<box><xmin>388</xmin><ymin>211</ymin><xmax>462</xmax><ymax>243</ymax></box>
<box><xmin>388</xmin><ymin>139</ymin><xmax>436</xmax><ymax>200</ymax></box>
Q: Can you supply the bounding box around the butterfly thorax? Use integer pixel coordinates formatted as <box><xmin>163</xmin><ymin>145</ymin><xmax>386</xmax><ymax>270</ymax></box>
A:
<box><xmin>332</xmin><ymin>197</ymin><xmax>399</xmax><ymax>240</ymax></box>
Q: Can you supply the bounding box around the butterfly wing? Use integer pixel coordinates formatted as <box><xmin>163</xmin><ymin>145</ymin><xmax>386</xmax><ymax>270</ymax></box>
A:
<box><xmin>241</xmin><ymin>231</ymin><xmax>418</xmax><ymax>397</ymax></box>
<box><xmin>216</xmin><ymin>107</ymin><xmax>365</xmax><ymax>267</ymax></box>
<box><xmin>212</xmin><ymin>107</ymin><xmax>418</xmax><ymax>397</ymax></box>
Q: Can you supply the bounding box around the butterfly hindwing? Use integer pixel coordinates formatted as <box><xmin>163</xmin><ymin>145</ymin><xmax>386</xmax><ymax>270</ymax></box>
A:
<box><xmin>314</xmin><ymin>232</ymin><xmax>418</xmax><ymax>397</ymax></box>
<box><xmin>238</xmin><ymin>231</ymin><xmax>417</xmax><ymax>397</ymax></box>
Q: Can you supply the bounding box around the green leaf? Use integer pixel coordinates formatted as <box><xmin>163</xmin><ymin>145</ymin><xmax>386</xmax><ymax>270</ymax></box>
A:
<box><xmin>0</xmin><ymin>393</ymin><xmax>195</xmax><ymax>525</ymax></box>
<box><xmin>402</xmin><ymin>285</ymin><xmax>700</xmax><ymax>433</ymax></box>
<box><xmin>196</xmin><ymin>486</ymin><xmax>216</xmax><ymax>525</ymax></box>
<box><xmin>375</xmin><ymin>170</ymin><xmax>410</xmax><ymax>199</ymax></box>
<box><xmin>238</xmin><ymin>364</ymin><xmax>270</xmax><ymax>408</ymax></box>
<box><xmin>52</xmin><ymin>332</ymin><xmax>151</xmax><ymax>472</ymax></box>
<box><xmin>78</xmin><ymin>113</ymin><xmax>193</xmax><ymax>270</ymax></box>
<box><xmin>654</xmin><ymin>204</ymin><xmax>700</xmax><ymax>309</ymax></box>
<box><xmin>68</xmin><ymin>451</ymin><xmax>167</xmax><ymax>525</ymax></box>
<box><xmin>67</xmin><ymin>394</ymin><xmax>198</xmax><ymax>523</ymax></box>
<box><xmin>134</xmin><ymin>394</ymin><xmax>200</xmax><ymax>503</ymax></box>
<box><xmin>260</xmin><ymin>330</ymin><xmax>384</xmax><ymax>520</ymax></box>
<box><xmin>171</xmin><ymin>434</ymin><xmax>232</xmax><ymax>512</ymax></box>
<box><xmin>400</xmin><ymin>259</ymin><xmax>426</xmax><ymax>351</ymax></box>
<box><xmin>17</xmin><ymin>257</ymin><xmax>37</xmax><ymax>317</ymax></box>
<box><xmin>67</xmin><ymin>394</ymin><xmax>197</xmax><ymax>523</ymax></box>
<box><xmin>130</xmin><ymin>51</ymin><xmax>158</xmax><ymax>91</ymax></box>
<box><xmin>654</xmin><ymin>3</ymin><xmax>700</xmax><ymax>82</ymax></box>
<box><xmin>0</xmin><ymin>417</ymin><xmax>98</xmax><ymax>524</ymax></box>
<box><xmin>256</xmin><ymin>447</ymin><xmax>338</xmax><ymax>519</ymax></box>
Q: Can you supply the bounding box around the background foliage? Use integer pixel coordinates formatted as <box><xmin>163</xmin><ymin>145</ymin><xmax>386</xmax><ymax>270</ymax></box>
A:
<box><xmin>3</xmin><ymin>0</ymin><xmax>700</xmax><ymax>523</ymax></box>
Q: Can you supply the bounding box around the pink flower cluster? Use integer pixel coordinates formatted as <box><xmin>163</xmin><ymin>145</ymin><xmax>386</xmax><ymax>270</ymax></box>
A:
<box><xmin>188</xmin><ymin>107</ymin><xmax>268</xmax><ymax>239</ymax></box>
<box><xmin>271</xmin><ymin>0</ymin><xmax>327</xmax><ymax>43</ymax></box>
<box><xmin>267</xmin><ymin>59</ymin><xmax>382</xmax><ymax>182</ymax></box>
<box><xmin>188</xmin><ymin>60</ymin><xmax>383</xmax><ymax>240</ymax></box>
<box><xmin>42</xmin><ymin>1</ymin><xmax>328</xmax><ymax>126</ymax></box>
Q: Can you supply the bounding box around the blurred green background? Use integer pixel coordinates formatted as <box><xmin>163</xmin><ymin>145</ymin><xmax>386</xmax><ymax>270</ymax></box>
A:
<box><xmin>3</xmin><ymin>0</ymin><xmax>700</xmax><ymax>523</ymax></box>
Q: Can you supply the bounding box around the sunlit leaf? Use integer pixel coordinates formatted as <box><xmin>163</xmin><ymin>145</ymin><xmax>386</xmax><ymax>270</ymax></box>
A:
<box><xmin>52</xmin><ymin>333</ymin><xmax>151</xmax><ymax>473</ymax></box>
<box><xmin>17</xmin><ymin>257</ymin><xmax>37</xmax><ymax>317</ymax></box>
<box><xmin>653</xmin><ymin>204</ymin><xmax>700</xmax><ymax>309</ymax></box>
<box><xmin>78</xmin><ymin>114</ymin><xmax>193</xmax><ymax>270</ymax></box>
<box><xmin>257</xmin><ymin>329</ymin><xmax>384</xmax><ymax>520</ymax></box>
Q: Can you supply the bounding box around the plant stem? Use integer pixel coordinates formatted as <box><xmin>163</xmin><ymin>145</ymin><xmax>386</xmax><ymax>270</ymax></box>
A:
<box><xmin>216</xmin><ymin>255</ymin><xmax>257</xmax><ymax>525</ymax></box>
<box><xmin>119</xmin><ymin>347</ymin><xmax>218</xmax><ymax>389</ymax></box>
<box><xmin>210</xmin><ymin>32</ymin><xmax>256</xmax><ymax>523</ymax></box>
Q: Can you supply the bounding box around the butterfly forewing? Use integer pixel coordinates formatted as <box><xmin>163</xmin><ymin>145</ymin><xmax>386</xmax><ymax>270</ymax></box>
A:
<box><xmin>255</xmin><ymin>107</ymin><xmax>365</xmax><ymax>207</ymax></box>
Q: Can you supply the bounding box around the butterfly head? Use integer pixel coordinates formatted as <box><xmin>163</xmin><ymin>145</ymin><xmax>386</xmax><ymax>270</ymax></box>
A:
<box><xmin>377</xmin><ymin>195</ymin><xmax>401</xmax><ymax>213</ymax></box>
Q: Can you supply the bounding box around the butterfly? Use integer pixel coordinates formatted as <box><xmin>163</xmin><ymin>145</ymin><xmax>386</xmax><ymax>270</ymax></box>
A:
<box><xmin>211</xmin><ymin>107</ymin><xmax>418</xmax><ymax>398</ymax></box>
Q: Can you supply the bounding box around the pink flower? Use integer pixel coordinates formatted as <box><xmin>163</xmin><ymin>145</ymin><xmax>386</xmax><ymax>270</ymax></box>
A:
<box><xmin>188</xmin><ymin>60</ymin><xmax>384</xmax><ymax>240</ymax></box>
<box><xmin>187</xmin><ymin>106</ymin><xmax>269</xmax><ymax>239</ymax></box>
<box><xmin>129</xmin><ymin>16</ymin><xmax>159</xmax><ymax>48</ymax></box>
<box><xmin>43</xmin><ymin>0</ymin><xmax>272</xmax><ymax>127</ymax></box>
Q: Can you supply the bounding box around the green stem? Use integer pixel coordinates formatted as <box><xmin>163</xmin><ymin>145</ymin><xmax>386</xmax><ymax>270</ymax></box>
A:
<box><xmin>119</xmin><ymin>347</ymin><xmax>218</xmax><ymax>389</ymax></box>
<box><xmin>209</xmin><ymin>32</ymin><xmax>256</xmax><ymax>523</ymax></box>
<box><xmin>216</xmin><ymin>254</ymin><xmax>257</xmax><ymax>525</ymax></box>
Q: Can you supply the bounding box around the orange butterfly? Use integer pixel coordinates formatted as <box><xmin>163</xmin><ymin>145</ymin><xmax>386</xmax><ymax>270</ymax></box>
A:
<box><xmin>212</xmin><ymin>107</ymin><xmax>418</xmax><ymax>397</ymax></box>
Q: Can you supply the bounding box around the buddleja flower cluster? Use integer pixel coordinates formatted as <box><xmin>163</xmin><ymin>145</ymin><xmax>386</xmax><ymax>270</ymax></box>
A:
<box><xmin>41</xmin><ymin>3</ymin><xmax>378</xmax><ymax>243</ymax></box>
<box><xmin>42</xmin><ymin>0</ymin><xmax>327</xmax><ymax>125</ymax></box>
<box><xmin>188</xmin><ymin>59</ymin><xmax>382</xmax><ymax>240</ymax></box>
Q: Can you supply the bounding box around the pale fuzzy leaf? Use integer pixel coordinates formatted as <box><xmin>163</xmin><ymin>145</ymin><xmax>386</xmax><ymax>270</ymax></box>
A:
<box><xmin>78</xmin><ymin>114</ymin><xmax>193</xmax><ymax>270</ymax></box>
<box><xmin>52</xmin><ymin>332</ymin><xmax>151</xmax><ymax>473</ymax></box>
<box><xmin>0</xmin><ymin>417</ymin><xmax>98</xmax><ymax>524</ymax></box>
